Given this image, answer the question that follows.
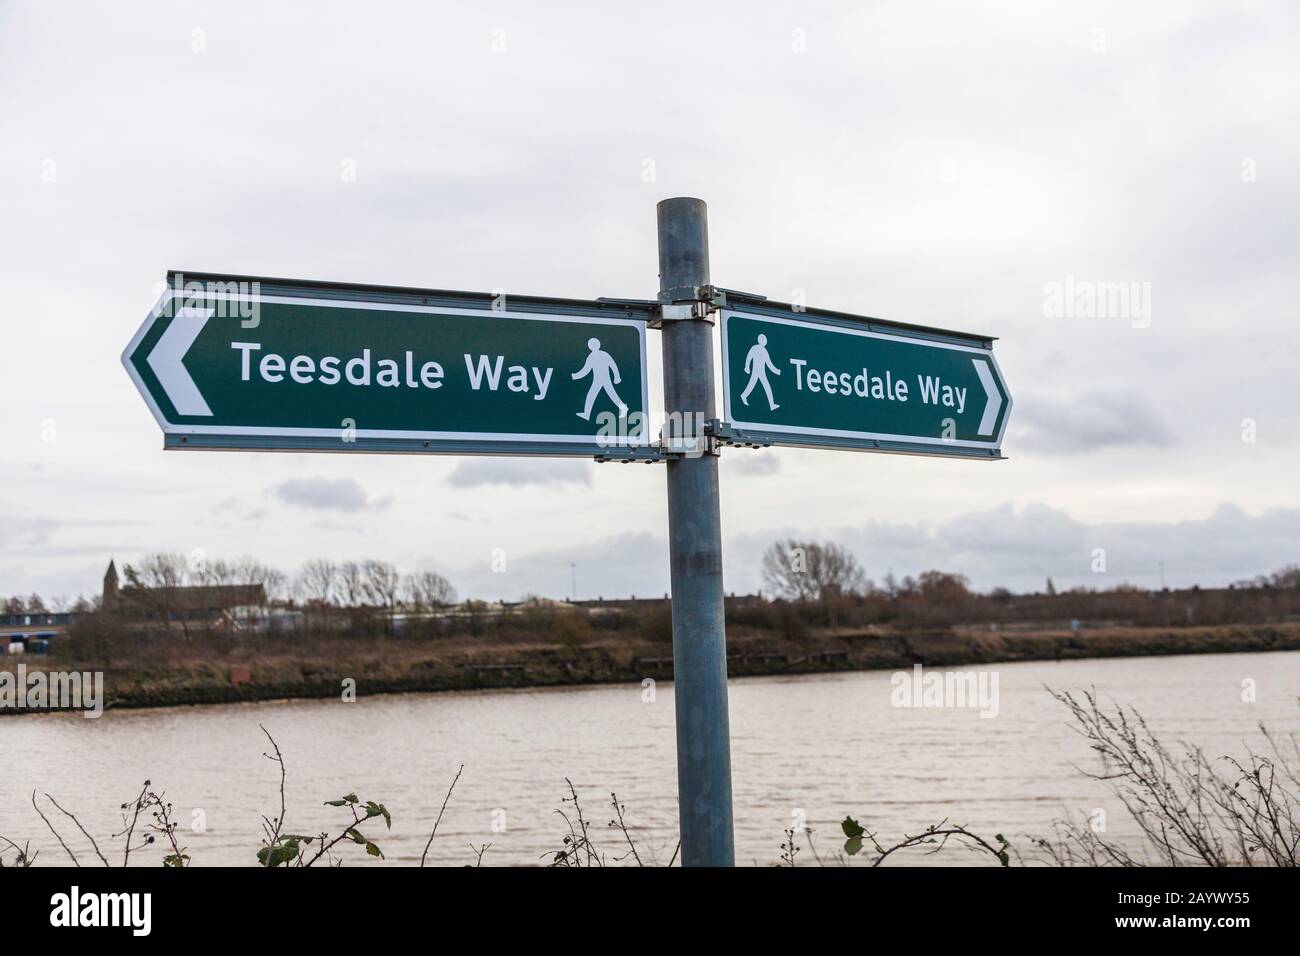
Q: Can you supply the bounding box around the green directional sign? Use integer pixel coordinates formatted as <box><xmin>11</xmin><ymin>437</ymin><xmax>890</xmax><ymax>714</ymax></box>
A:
<box><xmin>719</xmin><ymin>308</ymin><xmax>1011</xmax><ymax>458</ymax></box>
<box><xmin>123</xmin><ymin>275</ymin><xmax>652</xmax><ymax>457</ymax></box>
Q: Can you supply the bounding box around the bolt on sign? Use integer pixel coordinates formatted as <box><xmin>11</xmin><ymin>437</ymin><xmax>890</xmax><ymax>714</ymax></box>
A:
<box><xmin>123</xmin><ymin>274</ymin><xmax>652</xmax><ymax>457</ymax></box>
<box><xmin>718</xmin><ymin>306</ymin><xmax>1011</xmax><ymax>458</ymax></box>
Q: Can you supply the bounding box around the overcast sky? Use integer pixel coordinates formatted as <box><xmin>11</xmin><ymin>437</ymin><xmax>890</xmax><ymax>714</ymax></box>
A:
<box><xmin>2</xmin><ymin>1</ymin><xmax>1297</xmax><ymax>603</ymax></box>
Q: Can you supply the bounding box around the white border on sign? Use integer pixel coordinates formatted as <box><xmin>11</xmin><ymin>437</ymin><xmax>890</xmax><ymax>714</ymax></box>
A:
<box><xmin>719</xmin><ymin>309</ymin><xmax>1012</xmax><ymax>450</ymax></box>
<box><xmin>123</xmin><ymin>289</ymin><xmax>652</xmax><ymax>447</ymax></box>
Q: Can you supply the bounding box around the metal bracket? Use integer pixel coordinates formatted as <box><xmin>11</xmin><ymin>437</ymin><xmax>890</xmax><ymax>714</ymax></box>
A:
<box><xmin>592</xmin><ymin>445</ymin><xmax>677</xmax><ymax>464</ymax></box>
<box><xmin>595</xmin><ymin>295</ymin><xmax>660</xmax><ymax>310</ymax></box>
<box><xmin>653</xmin><ymin>419</ymin><xmax>722</xmax><ymax>458</ymax></box>
<box><xmin>645</xmin><ymin>285</ymin><xmax>771</xmax><ymax>327</ymax></box>
<box><xmin>708</xmin><ymin>420</ymin><xmax>774</xmax><ymax>450</ymax></box>
<box><xmin>656</xmin><ymin>283</ymin><xmax>703</xmax><ymax>304</ymax></box>
<box><xmin>651</xmin><ymin>299</ymin><xmax>713</xmax><ymax>328</ymax></box>
<box><xmin>699</xmin><ymin>418</ymin><xmax>723</xmax><ymax>457</ymax></box>
<box><xmin>701</xmin><ymin>285</ymin><xmax>768</xmax><ymax>311</ymax></box>
<box><xmin>656</xmin><ymin>435</ymin><xmax>714</xmax><ymax>457</ymax></box>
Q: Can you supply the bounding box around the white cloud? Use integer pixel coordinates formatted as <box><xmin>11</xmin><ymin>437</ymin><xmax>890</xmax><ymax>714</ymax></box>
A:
<box><xmin>1012</xmin><ymin>389</ymin><xmax>1176</xmax><ymax>453</ymax></box>
<box><xmin>270</xmin><ymin>477</ymin><xmax>392</xmax><ymax>513</ymax></box>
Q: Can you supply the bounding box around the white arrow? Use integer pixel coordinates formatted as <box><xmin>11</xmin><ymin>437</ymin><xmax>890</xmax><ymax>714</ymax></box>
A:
<box><xmin>147</xmin><ymin>306</ymin><xmax>214</xmax><ymax>417</ymax></box>
<box><xmin>972</xmin><ymin>358</ymin><xmax>1002</xmax><ymax>436</ymax></box>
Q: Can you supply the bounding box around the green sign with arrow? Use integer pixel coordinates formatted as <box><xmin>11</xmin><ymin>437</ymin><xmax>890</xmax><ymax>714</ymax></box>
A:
<box><xmin>719</xmin><ymin>308</ymin><xmax>1011</xmax><ymax>458</ymax></box>
<box><xmin>123</xmin><ymin>276</ymin><xmax>652</xmax><ymax>457</ymax></box>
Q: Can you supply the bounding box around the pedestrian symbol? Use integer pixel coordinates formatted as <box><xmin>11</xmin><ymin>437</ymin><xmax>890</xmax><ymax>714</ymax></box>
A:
<box><xmin>572</xmin><ymin>337</ymin><xmax>628</xmax><ymax>420</ymax></box>
<box><xmin>740</xmin><ymin>333</ymin><xmax>780</xmax><ymax>411</ymax></box>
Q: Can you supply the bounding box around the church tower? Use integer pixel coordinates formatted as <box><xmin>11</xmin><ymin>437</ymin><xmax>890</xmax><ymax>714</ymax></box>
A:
<box><xmin>103</xmin><ymin>559</ymin><xmax>119</xmax><ymax>609</ymax></box>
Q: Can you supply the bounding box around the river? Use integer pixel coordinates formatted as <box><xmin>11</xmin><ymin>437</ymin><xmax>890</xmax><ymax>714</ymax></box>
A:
<box><xmin>3</xmin><ymin>651</ymin><xmax>1297</xmax><ymax>866</ymax></box>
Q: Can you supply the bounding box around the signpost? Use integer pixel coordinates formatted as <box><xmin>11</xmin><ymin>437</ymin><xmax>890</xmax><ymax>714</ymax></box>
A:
<box><xmin>657</xmin><ymin>199</ymin><xmax>733</xmax><ymax>866</ymax></box>
<box><xmin>123</xmin><ymin>201</ymin><xmax>1012</xmax><ymax>868</ymax></box>
<box><xmin>124</xmin><ymin>276</ymin><xmax>653</xmax><ymax>457</ymax></box>
<box><xmin>719</xmin><ymin>307</ymin><xmax>1011</xmax><ymax>457</ymax></box>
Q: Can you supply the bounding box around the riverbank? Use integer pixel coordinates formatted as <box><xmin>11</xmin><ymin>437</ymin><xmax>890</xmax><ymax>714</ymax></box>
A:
<box><xmin>6</xmin><ymin>622</ymin><xmax>1299</xmax><ymax>713</ymax></box>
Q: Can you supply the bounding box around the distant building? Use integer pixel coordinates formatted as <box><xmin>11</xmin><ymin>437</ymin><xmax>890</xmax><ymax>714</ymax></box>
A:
<box><xmin>102</xmin><ymin>559</ymin><xmax>266</xmax><ymax>624</ymax></box>
<box><xmin>103</xmin><ymin>558</ymin><xmax>119</xmax><ymax>605</ymax></box>
<box><xmin>1</xmin><ymin>611</ymin><xmax>73</xmax><ymax>652</ymax></box>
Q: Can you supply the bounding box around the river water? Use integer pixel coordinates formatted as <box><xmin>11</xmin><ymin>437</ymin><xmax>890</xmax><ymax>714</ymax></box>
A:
<box><xmin>3</xmin><ymin>651</ymin><xmax>1296</xmax><ymax>866</ymax></box>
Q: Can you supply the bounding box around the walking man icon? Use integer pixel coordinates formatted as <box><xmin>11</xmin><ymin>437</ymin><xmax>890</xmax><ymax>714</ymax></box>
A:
<box><xmin>572</xmin><ymin>337</ymin><xmax>628</xmax><ymax>420</ymax></box>
<box><xmin>740</xmin><ymin>333</ymin><xmax>780</xmax><ymax>410</ymax></box>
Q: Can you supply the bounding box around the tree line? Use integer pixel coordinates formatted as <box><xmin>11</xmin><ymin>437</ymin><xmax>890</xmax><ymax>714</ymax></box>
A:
<box><xmin>7</xmin><ymin>541</ymin><xmax>1299</xmax><ymax>629</ymax></box>
<box><xmin>0</xmin><ymin>555</ymin><xmax>456</xmax><ymax>619</ymax></box>
<box><xmin>755</xmin><ymin>539</ymin><xmax>1300</xmax><ymax>629</ymax></box>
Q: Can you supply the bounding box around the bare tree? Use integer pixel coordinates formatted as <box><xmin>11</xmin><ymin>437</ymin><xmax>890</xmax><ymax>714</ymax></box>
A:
<box><xmin>337</xmin><ymin>561</ymin><xmax>364</xmax><ymax>608</ymax></box>
<box><xmin>403</xmin><ymin>570</ymin><xmax>456</xmax><ymax>612</ymax></box>
<box><xmin>1269</xmin><ymin>564</ymin><xmax>1300</xmax><ymax>589</ymax></box>
<box><xmin>362</xmin><ymin>560</ymin><xmax>401</xmax><ymax>633</ymax></box>
<box><xmin>298</xmin><ymin>559</ymin><xmax>338</xmax><ymax>606</ymax></box>
<box><xmin>193</xmin><ymin>558</ymin><xmax>235</xmax><ymax>586</ymax></box>
<box><xmin>261</xmin><ymin>568</ymin><xmax>287</xmax><ymax>604</ymax></box>
<box><xmin>124</xmin><ymin>553</ymin><xmax>190</xmax><ymax>632</ymax></box>
<box><xmin>760</xmin><ymin>540</ymin><xmax>867</xmax><ymax>602</ymax></box>
<box><xmin>128</xmin><ymin>553</ymin><xmax>188</xmax><ymax>589</ymax></box>
<box><xmin>231</xmin><ymin>557</ymin><xmax>283</xmax><ymax>605</ymax></box>
<box><xmin>1030</xmin><ymin>689</ymin><xmax>1300</xmax><ymax>867</ymax></box>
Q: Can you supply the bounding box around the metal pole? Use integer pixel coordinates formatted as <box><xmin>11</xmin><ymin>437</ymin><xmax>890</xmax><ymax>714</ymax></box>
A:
<box><xmin>656</xmin><ymin>197</ymin><xmax>735</xmax><ymax>866</ymax></box>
